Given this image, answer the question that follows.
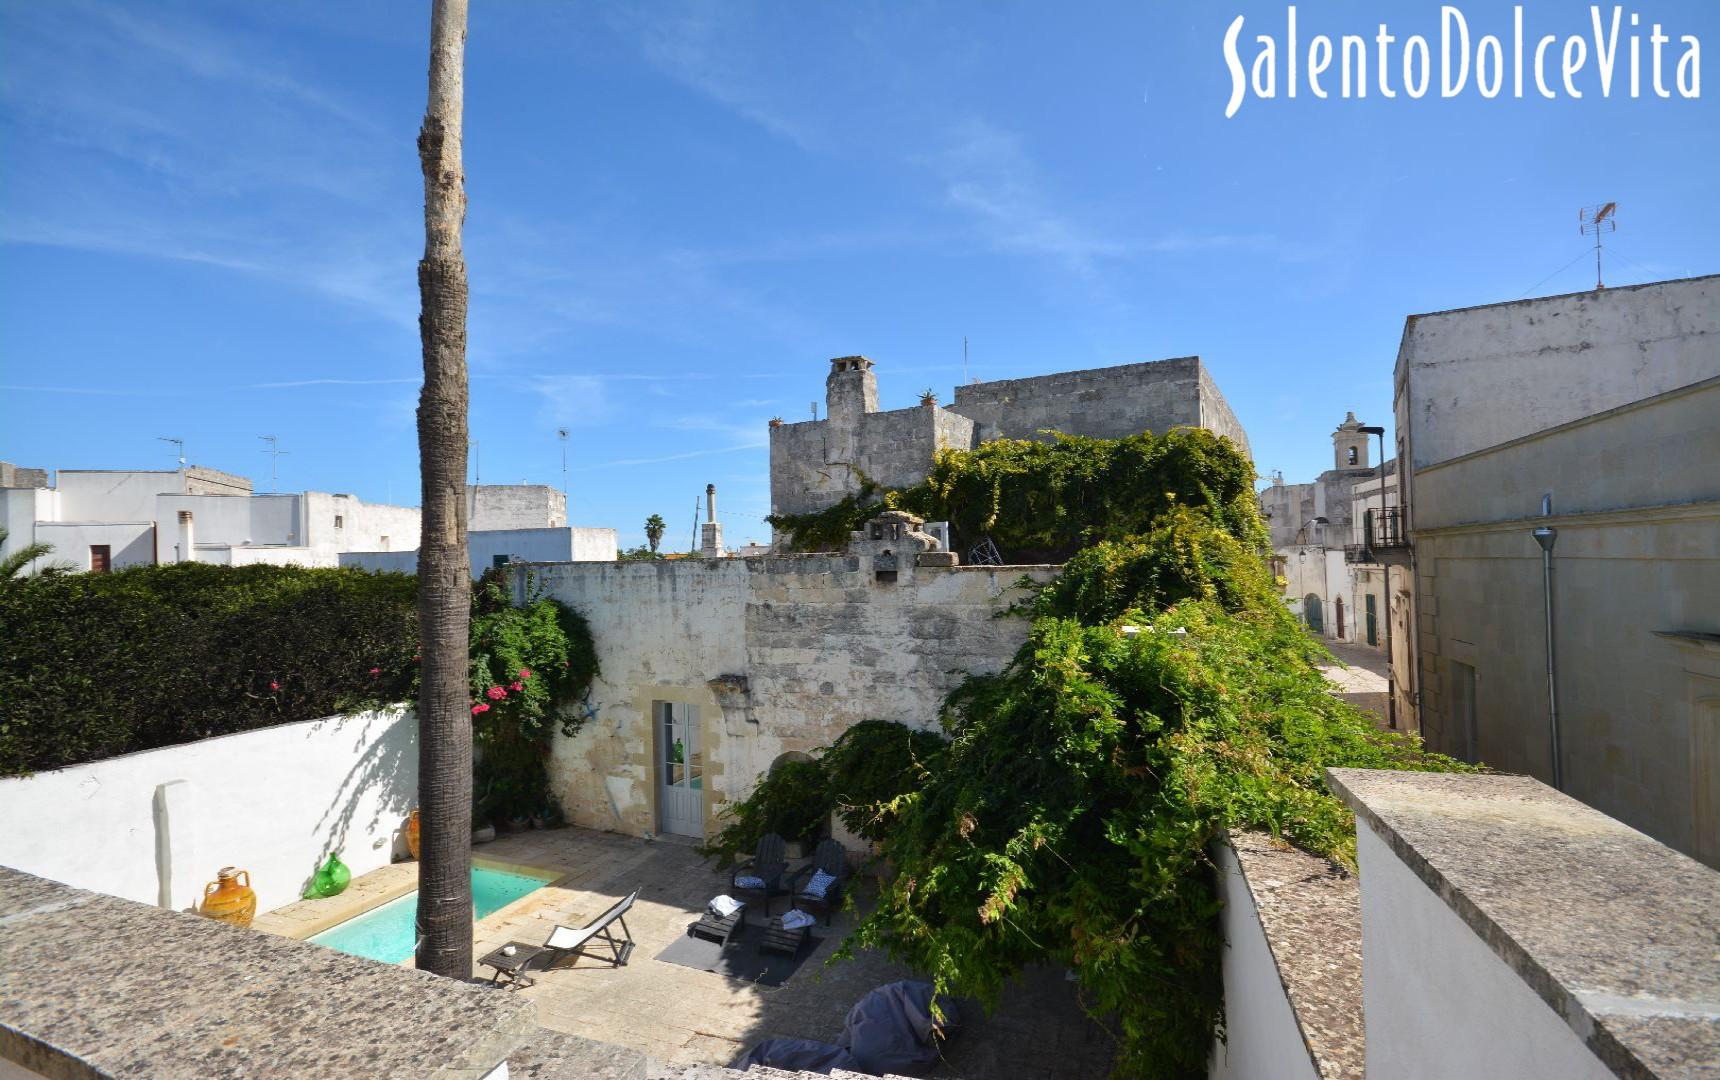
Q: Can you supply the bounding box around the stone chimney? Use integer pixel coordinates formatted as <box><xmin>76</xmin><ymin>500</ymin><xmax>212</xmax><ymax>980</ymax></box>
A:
<box><xmin>700</xmin><ymin>483</ymin><xmax>725</xmax><ymax>558</ymax></box>
<box><xmin>176</xmin><ymin>510</ymin><xmax>196</xmax><ymax>563</ymax></box>
<box><xmin>824</xmin><ymin>356</ymin><xmax>877</xmax><ymax>465</ymax></box>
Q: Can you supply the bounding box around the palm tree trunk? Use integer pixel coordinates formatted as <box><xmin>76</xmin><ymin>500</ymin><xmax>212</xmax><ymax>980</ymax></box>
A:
<box><xmin>414</xmin><ymin>0</ymin><xmax>473</xmax><ymax>980</ymax></box>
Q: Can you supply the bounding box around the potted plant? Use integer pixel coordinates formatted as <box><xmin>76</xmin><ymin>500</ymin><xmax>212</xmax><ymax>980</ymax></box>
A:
<box><xmin>768</xmin><ymin>416</ymin><xmax>784</xmax><ymax>428</ymax></box>
<box><xmin>918</xmin><ymin>388</ymin><xmax>938</xmax><ymax>407</ymax></box>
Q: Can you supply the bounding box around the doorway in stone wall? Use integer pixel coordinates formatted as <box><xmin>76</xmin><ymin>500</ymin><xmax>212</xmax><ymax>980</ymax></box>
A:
<box><xmin>1303</xmin><ymin>594</ymin><xmax>1324</xmax><ymax>634</ymax></box>
<box><xmin>655</xmin><ymin>701</ymin><xmax>704</xmax><ymax>838</ymax></box>
<box><xmin>1365</xmin><ymin>593</ymin><xmax>1379</xmax><ymax>647</ymax></box>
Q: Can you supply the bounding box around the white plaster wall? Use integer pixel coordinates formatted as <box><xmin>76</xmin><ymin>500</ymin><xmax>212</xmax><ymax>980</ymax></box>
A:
<box><xmin>339</xmin><ymin>527</ymin><xmax>617</xmax><ymax>579</ymax></box>
<box><xmin>0</xmin><ymin>488</ymin><xmax>61</xmax><ymax>574</ymax></box>
<box><xmin>54</xmin><ymin>470</ymin><xmax>181</xmax><ymax>522</ymax></box>
<box><xmin>1209</xmin><ymin>842</ymin><xmax>1320</xmax><ymax>1080</ymax></box>
<box><xmin>301</xmin><ymin>492</ymin><xmax>421</xmax><ymax>559</ymax></box>
<box><xmin>1397</xmin><ymin>275</ymin><xmax>1720</xmax><ymax>469</ymax></box>
<box><xmin>34</xmin><ymin>521</ymin><xmax>155</xmax><ymax>570</ymax></box>
<box><xmin>569</xmin><ymin>526</ymin><xmax>618</xmax><ymax>562</ymax></box>
<box><xmin>156</xmin><ymin>493</ymin><xmax>300</xmax><ymax>549</ymax></box>
<box><xmin>0</xmin><ymin>709</ymin><xmax>416</xmax><ymax>916</ymax></box>
<box><xmin>467</xmin><ymin>485</ymin><xmax>565</xmax><ymax>530</ymax></box>
<box><xmin>222</xmin><ymin>545</ymin><xmax>325</xmax><ymax>568</ymax></box>
<box><xmin>1354</xmin><ymin>823</ymin><xmax>1611</xmax><ymax>1080</ymax></box>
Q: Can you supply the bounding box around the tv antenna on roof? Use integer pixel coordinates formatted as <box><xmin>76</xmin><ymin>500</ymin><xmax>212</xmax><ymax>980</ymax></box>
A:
<box><xmin>1579</xmin><ymin>202</ymin><xmax>1617</xmax><ymax>291</ymax></box>
<box><xmin>258</xmin><ymin>435</ymin><xmax>288</xmax><ymax>493</ymax></box>
<box><xmin>157</xmin><ymin>436</ymin><xmax>185</xmax><ymax>467</ymax></box>
<box><xmin>558</xmin><ymin>428</ymin><xmax>570</xmax><ymax>514</ymax></box>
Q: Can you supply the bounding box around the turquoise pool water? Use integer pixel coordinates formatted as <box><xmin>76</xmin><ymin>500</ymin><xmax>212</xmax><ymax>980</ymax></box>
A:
<box><xmin>310</xmin><ymin>866</ymin><xmax>550</xmax><ymax>964</ymax></box>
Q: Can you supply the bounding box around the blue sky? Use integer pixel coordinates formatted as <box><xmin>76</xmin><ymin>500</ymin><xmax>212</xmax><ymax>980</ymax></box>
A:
<box><xmin>2</xmin><ymin>1</ymin><xmax>1715</xmax><ymax>548</ymax></box>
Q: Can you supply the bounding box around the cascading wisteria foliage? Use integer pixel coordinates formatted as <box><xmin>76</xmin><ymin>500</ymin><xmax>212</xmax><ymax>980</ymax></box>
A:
<box><xmin>745</xmin><ymin>427</ymin><xmax>1467</xmax><ymax>1077</ymax></box>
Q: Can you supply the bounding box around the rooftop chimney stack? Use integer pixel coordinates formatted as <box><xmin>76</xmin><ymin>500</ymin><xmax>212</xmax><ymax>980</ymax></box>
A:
<box><xmin>700</xmin><ymin>483</ymin><xmax>725</xmax><ymax>558</ymax></box>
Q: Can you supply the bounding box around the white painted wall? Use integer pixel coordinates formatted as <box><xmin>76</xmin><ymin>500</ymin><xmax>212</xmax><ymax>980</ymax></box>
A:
<box><xmin>54</xmin><ymin>470</ymin><xmax>180</xmax><ymax>521</ymax></box>
<box><xmin>0</xmin><ymin>709</ymin><xmax>417</xmax><ymax>916</ymax></box>
<box><xmin>157</xmin><ymin>493</ymin><xmax>301</xmax><ymax>551</ymax></box>
<box><xmin>340</xmin><ymin>527</ymin><xmax>617</xmax><ymax>578</ymax></box>
<box><xmin>34</xmin><ymin>521</ymin><xmax>155</xmax><ymax>570</ymax></box>
<box><xmin>1209</xmin><ymin>842</ymin><xmax>1320</xmax><ymax>1080</ymax></box>
<box><xmin>1354</xmin><ymin>823</ymin><xmax>1611</xmax><ymax>1080</ymax></box>
<box><xmin>1397</xmin><ymin>275</ymin><xmax>1720</xmax><ymax>469</ymax></box>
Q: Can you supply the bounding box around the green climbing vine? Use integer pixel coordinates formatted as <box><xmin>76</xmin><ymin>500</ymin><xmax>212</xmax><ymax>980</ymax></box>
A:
<box><xmin>736</xmin><ymin>426</ymin><xmax>1467</xmax><ymax>1078</ymax></box>
<box><xmin>468</xmin><ymin>568</ymin><xmax>599</xmax><ymax>825</ymax></box>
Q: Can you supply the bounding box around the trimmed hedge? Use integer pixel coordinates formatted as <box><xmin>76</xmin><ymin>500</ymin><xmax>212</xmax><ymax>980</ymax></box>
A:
<box><xmin>0</xmin><ymin>563</ymin><xmax>419</xmax><ymax>776</ymax></box>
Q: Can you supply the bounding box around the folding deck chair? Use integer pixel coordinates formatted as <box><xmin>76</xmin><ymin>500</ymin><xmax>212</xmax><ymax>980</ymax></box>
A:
<box><xmin>544</xmin><ymin>888</ymin><xmax>640</xmax><ymax>968</ymax></box>
<box><xmin>481</xmin><ymin>888</ymin><xmax>640</xmax><ymax>986</ymax></box>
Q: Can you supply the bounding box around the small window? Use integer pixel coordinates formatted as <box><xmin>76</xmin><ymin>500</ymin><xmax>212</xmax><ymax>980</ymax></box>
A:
<box><xmin>334</xmin><ymin>515</ymin><xmax>345</xmax><ymax>529</ymax></box>
<box><xmin>1346</xmin><ymin>447</ymin><xmax>1358</xmax><ymax>465</ymax></box>
<box><xmin>379</xmin><ymin>535</ymin><xmax>390</xmax><ymax>551</ymax></box>
<box><xmin>89</xmin><ymin>545</ymin><xmax>112</xmax><ymax>573</ymax></box>
<box><xmin>493</xmin><ymin>554</ymin><xmax>511</xmax><ymax>568</ymax></box>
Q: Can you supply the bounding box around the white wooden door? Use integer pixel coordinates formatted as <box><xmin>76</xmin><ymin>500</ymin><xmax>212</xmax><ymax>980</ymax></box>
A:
<box><xmin>657</xmin><ymin>702</ymin><xmax>704</xmax><ymax>838</ymax></box>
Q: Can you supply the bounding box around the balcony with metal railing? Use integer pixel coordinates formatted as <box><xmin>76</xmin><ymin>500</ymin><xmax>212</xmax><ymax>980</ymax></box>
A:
<box><xmin>1344</xmin><ymin>506</ymin><xmax>1411</xmax><ymax>565</ymax></box>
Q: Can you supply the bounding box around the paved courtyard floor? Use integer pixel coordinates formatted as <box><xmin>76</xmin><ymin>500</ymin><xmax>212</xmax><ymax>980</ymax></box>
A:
<box><xmin>1317</xmin><ymin>640</ymin><xmax>1391</xmax><ymax>725</ymax></box>
<box><xmin>259</xmin><ymin>827</ymin><xmax>1116</xmax><ymax>1078</ymax></box>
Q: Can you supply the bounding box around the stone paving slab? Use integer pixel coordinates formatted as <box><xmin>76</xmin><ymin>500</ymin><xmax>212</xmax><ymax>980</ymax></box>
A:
<box><xmin>341</xmin><ymin>827</ymin><xmax>1116</xmax><ymax>1077</ymax></box>
<box><xmin>0</xmin><ymin>865</ymin><xmax>541</xmax><ymax>1079</ymax></box>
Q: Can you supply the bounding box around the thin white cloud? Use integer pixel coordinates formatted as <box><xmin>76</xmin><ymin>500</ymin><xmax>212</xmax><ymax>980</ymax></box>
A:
<box><xmin>622</xmin><ymin>5</ymin><xmax>822</xmax><ymax>150</ymax></box>
<box><xmin>246</xmin><ymin>377</ymin><xmax>421</xmax><ymax>389</ymax></box>
<box><xmin>927</xmin><ymin>119</ymin><xmax>1125</xmax><ymax>276</ymax></box>
<box><xmin>579</xmin><ymin>441</ymin><xmax>767</xmax><ymax>471</ymax></box>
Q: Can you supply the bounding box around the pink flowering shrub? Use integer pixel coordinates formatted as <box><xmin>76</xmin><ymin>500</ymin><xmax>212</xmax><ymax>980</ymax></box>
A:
<box><xmin>467</xmin><ymin>569</ymin><xmax>598</xmax><ymax>824</ymax></box>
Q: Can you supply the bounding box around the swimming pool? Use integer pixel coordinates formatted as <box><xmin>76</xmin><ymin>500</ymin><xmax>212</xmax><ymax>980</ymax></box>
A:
<box><xmin>310</xmin><ymin>866</ymin><xmax>552</xmax><ymax>964</ymax></box>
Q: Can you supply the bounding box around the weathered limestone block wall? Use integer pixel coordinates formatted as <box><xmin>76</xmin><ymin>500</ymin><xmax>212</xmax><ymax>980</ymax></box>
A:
<box><xmin>951</xmin><ymin>355</ymin><xmax>1251</xmax><ymax>458</ymax></box>
<box><xmin>770</xmin><ymin>355</ymin><xmax>1254</xmax><ymax>523</ymax></box>
<box><xmin>519</xmin><ymin>556</ymin><xmax>1055</xmax><ymax>841</ymax></box>
<box><xmin>768</xmin><ymin>405</ymin><xmax>974</xmax><ymax>521</ymax></box>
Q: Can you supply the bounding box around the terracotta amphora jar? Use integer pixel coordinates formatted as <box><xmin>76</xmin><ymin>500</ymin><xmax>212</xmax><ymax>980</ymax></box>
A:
<box><xmin>200</xmin><ymin>867</ymin><xmax>256</xmax><ymax>928</ymax></box>
<box><xmin>406</xmin><ymin>809</ymin><xmax>421</xmax><ymax>859</ymax></box>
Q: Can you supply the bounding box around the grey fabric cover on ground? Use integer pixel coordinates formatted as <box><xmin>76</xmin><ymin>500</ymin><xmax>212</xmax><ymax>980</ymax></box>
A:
<box><xmin>733</xmin><ymin>1037</ymin><xmax>862</xmax><ymax>1074</ymax></box>
<box><xmin>840</xmin><ymin>979</ymin><xmax>959</xmax><ymax>1077</ymax></box>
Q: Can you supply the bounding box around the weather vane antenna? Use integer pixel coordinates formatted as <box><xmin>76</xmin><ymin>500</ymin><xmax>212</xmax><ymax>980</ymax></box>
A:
<box><xmin>157</xmin><ymin>436</ymin><xmax>186</xmax><ymax>467</ymax></box>
<box><xmin>557</xmin><ymin>427</ymin><xmax>570</xmax><ymax>513</ymax></box>
<box><xmin>258</xmin><ymin>435</ymin><xmax>289</xmax><ymax>493</ymax></box>
<box><xmin>1578</xmin><ymin>202</ymin><xmax>1617</xmax><ymax>291</ymax></box>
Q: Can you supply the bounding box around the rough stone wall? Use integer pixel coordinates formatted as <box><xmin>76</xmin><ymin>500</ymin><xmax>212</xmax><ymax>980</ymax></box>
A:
<box><xmin>518</xmin><ymin>555</ymin><xmax>1056</xmax><ymax>841</ymax></box>
<box><xmin>1259</xmin><ymin>481</ymin><xmax>1316</xmax><ymax>549</ymax></box>
<box><xmin>951</xmin><ymin>356</ymin><xmax>1237</xmax><ymax>448</ymax></box>
<box><xmin>0</xmin><ymin>462</ymin><xmax>49</xmax><ymax>489</ymax></box>
<box><xmin>767</xmin><ymin>406</ymin><xmax>972</xmax><ymax>523</ymax></box>
<box><xmin>770</xmin><ymin>355</ymin><xmax>1252</xmax><ymax>527</ymax></box>
<box><xmin>1195</xmin><ymin>361</ymin><xmax>1254</xmax><ymax>460</ymax></box>
<box><xmin>183</xmin><ymin>466</ymin><xmax>253</xmax><ymax>497</ymax></box>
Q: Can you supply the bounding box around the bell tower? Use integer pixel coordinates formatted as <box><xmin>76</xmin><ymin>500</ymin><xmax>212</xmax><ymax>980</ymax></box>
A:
<box><xmin>1333</xmin><ymin>411</ymin><xmax>1369</xmax><ymax>470</ymax></box>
